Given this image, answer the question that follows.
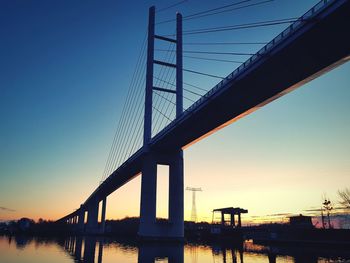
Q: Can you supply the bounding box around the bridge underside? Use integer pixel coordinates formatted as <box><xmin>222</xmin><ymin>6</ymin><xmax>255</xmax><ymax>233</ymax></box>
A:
<box><xmin>58</xmin><ymin>0</ymin><xmax>350</xmax><ymax>239</ymax></box>
<box><xmin>152</xmin><ymin>0</ymin><xmax>350</xmax><ymax>151</ymax></box>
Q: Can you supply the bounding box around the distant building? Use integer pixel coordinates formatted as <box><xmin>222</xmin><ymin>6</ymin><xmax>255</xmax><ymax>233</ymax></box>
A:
<box><xmin>289</xmin><ymin>214</ymin><xmax>313</xmax><ymax>228</ymax></box>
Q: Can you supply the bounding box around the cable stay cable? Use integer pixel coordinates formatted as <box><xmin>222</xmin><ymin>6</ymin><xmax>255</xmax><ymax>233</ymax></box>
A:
<box><xmin>157</xmin><ymin>0</ymin><xmax>267</xmax><ymax>24</ymax></box>
<box><xmin>184</xmin><ymin>68</ymin><xmax>225</xmax><ymax>79</ymax></box>
<box><xmin>155</xmin><ymin>102</ymin><xmax>175</xmax><ymax>135</ymax></box>
<box><xmin>105</xmin><ymin>33</ymin><xmax>147</xmax><ymax>177</ymax></box>
<box><xmin>154</xmin><ymin>74</ymin><xmax>175</xmax><ymax>134</ymax></box>
<box><xmin>110</xmin><ymin>43</ymin><xmax>147</xmax><ymax>171</ymax></box>
<box><xmin>158</xmin><ymin>102</ymin><xmax>176</xmax><ymax>134</ymax></box>
<box><xmin>182</xmin><ymin>0</ymin><xmax>273</xmax><ymax>22</ymax></box>
<box><xmin>116</xmin><ymin>65</ymin><xmax>147</xmax><ymax>168</ymax></box>
<box><xmin>154</xmin><ymin>76</ymin><xmax>176</xmax><ymax>87</ymax></box>
<box><xmin>111</xmin><ymin>51</ymin><xmax>144</xmax><ymax>166</ymax></box>
<box><xmin>152</xmin><ymin>72</ymin><xmax>178</xmax><ymax>132</ymax></box>
<box><xmin>184</xmin><ymin>41</ymin><xmax>268</xmax><ymax>45</ymax></box>
<box><xmin>125</xmin><ymin>103</ymin><xmax>145</xmax><ymax>160</ymax></box>
<box><xmin>101</xmin><ymin>31</ymin><xmax>147</xmax><ymax>182</ymax></box>
<box><xmin>181</xmin><ymin>18</ymin><xmax>299</xmax><ymax>35</ymax></box>
<box><xmin>113</xmin><ymin>80</ymin><xmax>144</xmax><ymax>172</ymax></box>
<box><xmin>102</xmin><ymin>49</ymin><xmax>144</xmax><ymax>180</ymax></box>
<box><xmin>162</xmin><ymin>17</ymin><xmax>299</xmax><ymax>37</ymax></box>
<box><xmin>184</xmin><ymin>55</ymin><xmax>243</xmax><ymax>63</ymax></box>
<box><xmin>115</xmin><ymin>28</ymin><xmax>173</xmax><ymax>164</ymax></box>
<box><xmin>154</xmin><ymin>91</ymin><xmax>176</xmax><ymax>105</ymax></box>
<box><xmin>183</xmin><ymin>87</ymin><xmax>204</xmax><ymax>97</ymax></box>
<box><xmin>185</xmin><ymin>0</ymin><xmax>251</xmax><ymax>19</ymax></box>
<box><xmin>152</xmin><ymin>42</ymin><xmax>176</xmax><ymax>136</ymax></box>
<box><xmin>112</xmin><ymin>53</ymin><xmax>147</xmax><ymax>173</ymax></box>
<box><xmin>153</xmin><ymin>42</ymin><xmax>175</xmax><ymax>104</ymax></box>
<box><xmin>183</xmin><ymin>81</ymin><xmax>208</xmax><ymax>93</ymax></box>
<box><xmin>117</xmin><ymin>83</ymin><xmax>145</xmax><ymax>169</ymax></box>
<box><xmin>183</xmin><ymin>96</ymin><xmax>196</xmax><ymax>103</ymax></box>
<box><xmin>153</xmin><ymin>105</ymin><xmax>173</xmax><ymax>122</ymax></box>
<box><xmin>152</xmin><ymin>38</ymin><xmax>177</xmax><ymax>135</ymax></box>
<box><xmin>157</xmin><ymin>0</ymin><xmax>188</xmax><ymax>13</ymax></box>
<box><xmin>156</xmin><ymin>49</ymin><xmax>254</xmax><ymax>56</ymax></box>
<box><xmin>182</xmin><ymin>17</ymin><xmax>298</xmax><ymax>33</ymax></box>
<box><xmin>154</xmin><ymin>90</ymin><xmax>195</xmax><ymax>110</ymax></box>
<box><xmin>128</xmin><ymin>118</ymin><xmax>144</xmax><ymax>158</ymax></box>
<box><xmin>153</xmin><ymin>55</ymin><xmax>176</xmax><ymax>135</ymax></box>
<box><xmin>123</xmin><ymin>79</ymin><xmax>147</xmax><ymax>161</ymax></box>
<box><xmin>155</xmin><ymin>71</ymin><xmax>176</xmax><ymax>134</ymax></box>
<box><xmin>155</xmin><ymin>75</ymin><xmax>209</xmax><ymax>94</ymax></box>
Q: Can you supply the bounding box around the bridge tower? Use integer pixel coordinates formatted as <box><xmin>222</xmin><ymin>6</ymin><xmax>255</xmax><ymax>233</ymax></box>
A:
<box><xmin>138</xmin><ymin>6</ymin><xmax>184</xmax><ymax>240</ymax></box>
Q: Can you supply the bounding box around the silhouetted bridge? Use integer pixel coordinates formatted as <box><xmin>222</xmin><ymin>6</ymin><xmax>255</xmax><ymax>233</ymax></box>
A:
<box><xmin>57</xmin><ymin>0</ymin><xmax>350</xmax><ymax>240</ymax></box>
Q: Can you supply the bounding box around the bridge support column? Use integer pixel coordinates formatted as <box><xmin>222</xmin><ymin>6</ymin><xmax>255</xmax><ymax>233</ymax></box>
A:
<box><xmin>74</xmin><ymin>236</ymin><xmax>83</xmax><ymax>261</ymax></box>
<box><xmin>168</xmin><ymin>150</ymin><xmax>184</xmax><ymax>238</ymax></box>
<box><xmin>77</xmin><ymin>207</ymin><xmax>85</xmax><ymax>232</ymax></box>
<box><xmin>86</xmin><ymin>200</ymin><xmax>99</xmax><ymax>234</ymax></box>
<box><xmin>100</xmin><ymin>197</ymin><xmax>107</xmax><ymax>234</ymax></box>
<box><xmin>83</xmin><ymin>236</ymin><xmax>97</xmax><ymax>263</ymax></box>
<box><xmin>139</xmin><ymin>150</ymin><xmax>184</xmax><ymax>240</ymax></box>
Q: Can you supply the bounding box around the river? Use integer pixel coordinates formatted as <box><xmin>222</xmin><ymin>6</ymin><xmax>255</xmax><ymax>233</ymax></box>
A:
<box><xmin>1</xmin><ymin>235</ymin><xmax>350</xmax><ymax>262</ymax></box>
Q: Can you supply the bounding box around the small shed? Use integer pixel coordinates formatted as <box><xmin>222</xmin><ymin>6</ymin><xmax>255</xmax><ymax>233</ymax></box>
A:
<box><xmin>212</xmin><ymin>207</ymin><xmax>248</xmax><ymax>228</ymax></box>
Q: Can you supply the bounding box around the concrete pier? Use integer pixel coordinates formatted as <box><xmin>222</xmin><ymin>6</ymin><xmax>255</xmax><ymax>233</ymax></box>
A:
<box><xmin>100</xmin><ymin>197</ymin><xmax>107</xmax><ymax>234</ymax></box>
<box><xmin>74</xmin><ymin>236</ymin><xmax>83</xmax><ymax>261</ymax></box>
<box><xmin>86</xmin><ymin>199</ymin><xmax>99</xmax><ymax>234</ymax></box>
<box><xmin>139</xmin><ymin>150</ymin><xmax>184</xmax><ymax>240</ymax></box>
<box><xmin>78</xmin><ymin>207</ymin><xmax>85</xmax><ymax>232</ymax></box>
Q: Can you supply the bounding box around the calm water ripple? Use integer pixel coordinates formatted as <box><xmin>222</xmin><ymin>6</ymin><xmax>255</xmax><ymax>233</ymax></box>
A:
<box><xmin>1</xmin><ymin>235</ymin><xmax>350</xmax><ymax>263</ymax></box>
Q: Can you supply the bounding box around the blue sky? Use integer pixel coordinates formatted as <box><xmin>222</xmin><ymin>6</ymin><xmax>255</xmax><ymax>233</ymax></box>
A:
<box><xmin>0</xmin><ymin>0</ymin><xmax>349</xmax><ymax>222</ymax></box>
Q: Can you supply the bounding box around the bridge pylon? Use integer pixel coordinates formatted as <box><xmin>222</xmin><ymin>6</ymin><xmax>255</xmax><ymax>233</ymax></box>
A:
<box><xmin>138</xmin><ymin>6</ymin><xmax>184</xmax><ymax>240</ymax></box>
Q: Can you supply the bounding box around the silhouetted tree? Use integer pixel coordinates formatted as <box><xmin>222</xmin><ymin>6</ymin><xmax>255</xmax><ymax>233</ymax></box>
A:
<box><xmin>338</xmin><ymin>188</ymin><xmax>350</xmax><ymax>208</ymax></box>
<box><xmin>322</xmin><ymin>197</ymin><xmax>333</xmax><ymax>229</ymax></box>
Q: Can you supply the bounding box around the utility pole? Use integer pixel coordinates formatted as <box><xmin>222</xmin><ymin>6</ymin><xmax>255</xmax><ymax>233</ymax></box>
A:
<box><xmin>186</xmin><ymin>187</ymin><xmax>202</xmax><ymax>222</ymax></box>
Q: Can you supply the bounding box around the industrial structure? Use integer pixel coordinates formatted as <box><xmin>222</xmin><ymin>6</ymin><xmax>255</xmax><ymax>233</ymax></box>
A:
<box><xmin>212</xmin><ymin>207</ymin><xmax>248</xmax><ymax>228</ymax></box>
<box><xmin>186</xmin><ymin>187</ymin><xmax>202</xmax><ymax>222</ymax></box>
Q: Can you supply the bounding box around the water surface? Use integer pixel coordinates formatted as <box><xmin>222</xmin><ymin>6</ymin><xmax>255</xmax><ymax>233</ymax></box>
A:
<box><xmin>1</xmin><ymin>236</ymin><xmax>350</xmax><ymax>263</ymax></box>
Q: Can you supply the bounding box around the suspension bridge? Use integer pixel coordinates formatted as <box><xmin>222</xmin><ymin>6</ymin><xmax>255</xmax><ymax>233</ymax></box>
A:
<box><xmin>57</xmin><ymin>0</ymin><xmax>350</xmax><ymax>240</ymax></box>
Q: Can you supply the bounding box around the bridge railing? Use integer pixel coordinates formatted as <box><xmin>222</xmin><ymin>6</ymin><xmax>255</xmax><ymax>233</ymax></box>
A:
<box><xmin>151</xmin><ymin>0</ymin><xmax>334</xmax><ymax>143</ymax></box>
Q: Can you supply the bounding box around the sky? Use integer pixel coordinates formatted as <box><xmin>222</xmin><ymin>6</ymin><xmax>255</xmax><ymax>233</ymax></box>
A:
<box><xmin>0</xmin><ymin>0</ymin><xmax>349</xmax><ymax>224</ymax></box>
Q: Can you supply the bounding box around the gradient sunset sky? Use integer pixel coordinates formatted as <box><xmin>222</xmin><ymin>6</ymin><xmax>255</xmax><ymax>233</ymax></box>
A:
<box><xmin>1</xmin><ymin>0</ymin><xmax>349</xmax><ymax>223</ymax></box>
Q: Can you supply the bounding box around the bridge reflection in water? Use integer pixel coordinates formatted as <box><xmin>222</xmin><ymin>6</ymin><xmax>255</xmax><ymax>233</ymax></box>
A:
<box><xmin>60</xmin><ymin>236</ymin><xmax>350</xmax><ymax>263</ymax></box>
